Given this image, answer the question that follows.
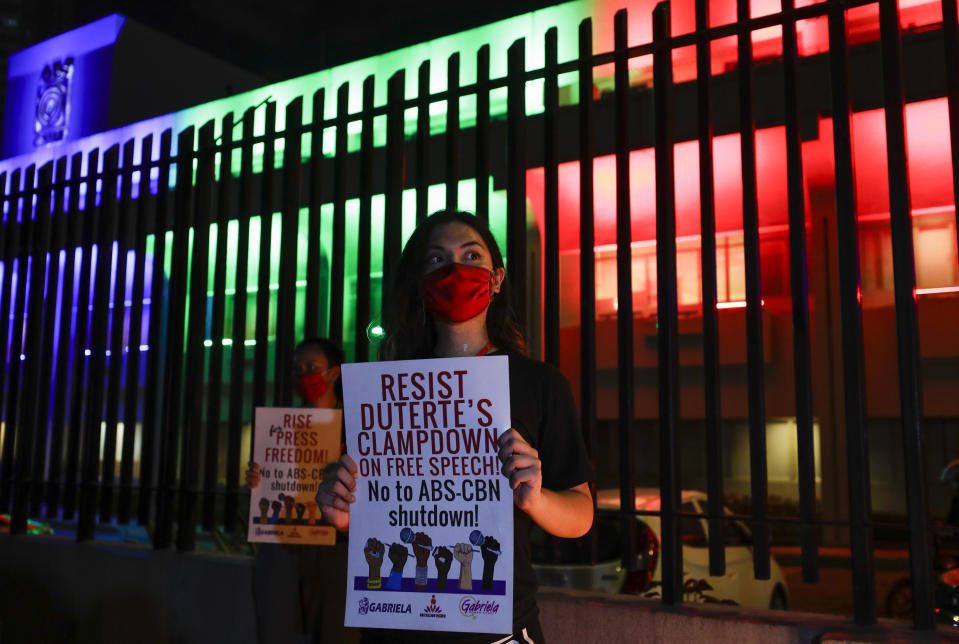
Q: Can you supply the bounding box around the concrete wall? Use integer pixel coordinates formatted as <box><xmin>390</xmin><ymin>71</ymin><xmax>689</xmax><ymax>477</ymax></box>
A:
<box><xmin>1</xmin><ymin>536</ymin><xmax>956</xmax><ymax>644</ymax></box>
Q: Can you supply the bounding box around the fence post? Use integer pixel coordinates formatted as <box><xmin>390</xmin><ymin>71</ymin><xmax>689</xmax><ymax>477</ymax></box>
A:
<box><xmin>155</xmin><ymin>129</ymin><xmax>195</xmax><ymax>550</ymax></box>
<box><xmin>878</xmin><ymin>0</ymin><xmax>934</xmax><ymax>629</ymax></box>
<box><xmin>99</xmin><ymin>139</ymin><xmax>136</xmax><ymax>523</ymax></box>
<box><xmin>119</xmin><ymin>134</ymin><xmax>154</xmax><ymax>526</ymax></box>
<box><xmin>225</xmin><ymin>112</ymin><xmax>255</xmax><ymax>533</ymax></box>
<box><xmin>356</xmin><ymin>78</ymin><xmax>374</xmax><ymax>362</ymax></box>
<box><xmin>612</xmin><ymin>7</ymin><xmax>640</xmax><ymax>592</ymax></box>
<box><xmin>827</xmin><ymin>0</ymin><xmax>877</xmax><ymax>625</ymax></box>
<box><xmin>139</xmin><ymin>130</ymin><xmax>173</xmax><ymax>528</ymax></box>
<box><xmin>79</xmin><ymin>147</ymin><xmax>119</xmax><ymax>542</ymax></box>
<box><xmin>47</xmin><ymin>153</ymin><xmax>82</xmax><ymax>518</ymax></box>
<box><xmin>12</xmin><ymin>161</ymin><xmax>53</xmax><ymax>534</ymax></box>
<box><xmin>506</xmin><ymin>38</ymin><xmax>528</xmax><ymax>330</ymax></box>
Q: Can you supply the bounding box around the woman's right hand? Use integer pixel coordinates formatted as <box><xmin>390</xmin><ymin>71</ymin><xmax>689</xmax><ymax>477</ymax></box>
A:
<box><xmin>316</xmin><ymin>453</ymin><xmax>358</xmax><ymax>531</ymax></box>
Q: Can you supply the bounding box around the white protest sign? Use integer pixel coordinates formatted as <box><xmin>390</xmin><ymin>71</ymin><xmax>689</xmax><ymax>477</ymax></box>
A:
<box><xmin>247</xmin><ymin>407</ymin><xmax>341</xmax><ymax>546</ymax></box>
<box><xmin>342</xmin><ymin>356</ymin><xmax>512</xmax><ymax>634</ymax></box>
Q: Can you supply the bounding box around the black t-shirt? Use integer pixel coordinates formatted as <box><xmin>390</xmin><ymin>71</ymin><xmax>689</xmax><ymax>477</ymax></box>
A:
<box><xmin>362</xmin><ymin>352</ymin><xmax>594</xmax><ymax>643</ymax></box>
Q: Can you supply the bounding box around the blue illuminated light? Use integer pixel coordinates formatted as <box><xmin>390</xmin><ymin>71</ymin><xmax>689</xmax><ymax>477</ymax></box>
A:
<box><xmin>3</xmin><ymin>14</ymin><xmax>126</xmax><ymax>158</ymax></box>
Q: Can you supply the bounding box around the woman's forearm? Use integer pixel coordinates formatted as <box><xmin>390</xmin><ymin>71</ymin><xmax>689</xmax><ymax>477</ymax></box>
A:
<box><xmin>526</xmin><ymin>483</ymin><xmax>593</xmax><ymax>538</ymax></box>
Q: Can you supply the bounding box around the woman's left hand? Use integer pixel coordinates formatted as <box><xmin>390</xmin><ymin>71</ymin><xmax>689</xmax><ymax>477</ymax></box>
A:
<box><xmin>497</xmin><ymin>428</ymin><xmax>542</xmax><ymax>513</ymax></box>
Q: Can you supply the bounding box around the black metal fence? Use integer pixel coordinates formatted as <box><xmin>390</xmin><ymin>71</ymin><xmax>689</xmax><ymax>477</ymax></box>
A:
<box><xmin>0</xmin><ymin>0</ymin><xmax>954</xmax><ymax>631</ymax></box>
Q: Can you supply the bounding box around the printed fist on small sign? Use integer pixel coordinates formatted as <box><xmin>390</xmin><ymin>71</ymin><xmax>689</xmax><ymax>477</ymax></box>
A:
<box><xmin>481</xmin><ymin>536</ymin><xmax>501</xmax><ymax>592</ymax></box>
<box><xmin>454</xmin><ymin>542</ymin><xmax>473</xmax><ymax>591</ymax></box>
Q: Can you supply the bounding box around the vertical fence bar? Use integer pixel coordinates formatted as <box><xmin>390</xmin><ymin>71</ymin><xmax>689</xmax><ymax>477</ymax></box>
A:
<box><xmin>202</xmin><ymin>117</ymin><xmax>233</xmax><ymax>530</ymax></box>
<box><xmin>416</xmin><ymin>61</ymin><xmax>430</xmax><ymax>224</ymax></box>
<box><xmin>506</xmin><ymin>38</ymin><xmax>528</xmax><ymax>329</ymax></box>
<box><xmin>943</xmin><ymin>0</ymin><xmax>959</xmax><ymax>256</ymax></box>
<box><xmin>12</xmin><ymin>161</ymin><xmax>53</xmax><ymax>534</ymax></box>
<box><xmin>276</xmin><ymin>98</ymin><xmax>303</xmax><ymax>401</ymax></box>
<box><xmin>139</xmin><ymin>130</ymin><xmax>172</xmax><ymax>527</ymax></box>
<box><xmin>476</xmin><ymin>46</ymin><xmax>490</xmax><ymax>226</ymax></box>
<box><xmin>653</xmin><ymin>2</ymin><xmax>683</xmax><ymax>605</ymax></box>
<box><xmin>118</xmin><ymin>135</ymin><xmax>153</xmax><ymax>525</ymax></box>
<box><xmin>384</xmin><ymin>71</ymin><xmax>406</xmax><ymax>295</ymax></box>
<box><xmin>0</xmin><ymin>170</ymin><xmax>17</xmax><ymax>513</ymax></box>
<box><xmin>612</xmin><ymin>8</ymin><xmax>639</xmax><ymax>586</ymax></box>
<box><xmin>99</xmin><ymin>139</ymin><xmax>135</xmax><ymax>523</ymax></box>
<box><xmin>225</xmin><ymin>110</ymin><xmax>255</xmax><ymax>532</ymax></box>
<box><xmin>446</xmin><ymin>53</ymin><xmax>460</xmax><ymax>211</ymax></box>
<box><xmin>695</xmin><ymin>0</ymin><xmax>726</xmax><ymax>577</ymax></box>
<box><xmin>781</xmin><ymin>0</ymin><xmax>819</xmax><ymax>584</ymax></box>
<box><xmin>79</xmin><ymin>146</ymin><xmax>120</xmax><ymax>541</ymax></box>
<box><xmin>178</xmin><ymin>121</ymin><xmax>216</xmax><ymax>552</ymax></box>
<box><xmin>155</xmin><ymin>127</ymin><xmax>196</xmax><ymax>549</ymax></box>
<box><xmin>1</xmin><ymin>166</ymin><xmax>35</xmax><ymax>515</ymax></box>
<box><xmin>827</xmin><ymin>0</ymin><xmax>876</xmax><ymax>625</ymax></box>
<box><xmin>878</xmin><ymin>0</ymin><xmax>934</xmax><ymax>629</ymax></box>
<box><xmin>305</xmin><ymin>90</ymin><xmax>325</xmax><ymax>339</ymax></box>
<box><xmin>29</xmin><ymin>157</ymin><xmax>67</xmax><ymax>517</ymax></box>
<box><xmin>355</xmin><ymin>78</ymin><xmax>374</xmax><ymax>362</ymax></box>
<box><xmin>578</xmin><ymin>17</ymin><xmax>599</xmax><ymax>566</ymax></box>
<box><xmin>47</xmin><ymin>153</ymin><xmax>81</xmax><ymax>517</ymax></box>
<box><xmin>578</xmin><ymin>19</ymin><xmax>596</xmax><ymax>462</ymax></box>
<box><xmin>252</xmin><ymin>102</ymin><xmax>277</xmax><ymax>413</ymax></box>
<box><xmin>62</xmin><ymin>155</ymin><xmax>90</xmax><ymax>523</ymax></box>
<box><xmin>543</xmin><ymin>27</ymin><xmax>560</xmax><ymax>368</ymax></box>
<box><xmin>330</xmin><ymin>85</ymin><xmax>349</xmax><ymax>346</ymax></box>
<box><xmin>64</xmin><ymin>153</ymin><xmax>97</xmax><ymax>520</ymax></box>
<box><xmin>736</xmin><ymin>0</ymin><xmax>770</xmax><ymax>580</ymax></box>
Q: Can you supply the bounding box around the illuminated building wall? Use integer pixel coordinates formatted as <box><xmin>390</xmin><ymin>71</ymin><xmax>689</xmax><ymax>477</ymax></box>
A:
<box><xmin>2</xmin><ymin>14</ymin><xmax>263</xmax><ymax>160</ymax></box>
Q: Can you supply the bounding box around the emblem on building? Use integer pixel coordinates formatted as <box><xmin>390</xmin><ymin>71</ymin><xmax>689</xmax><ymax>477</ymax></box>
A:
<box><xmin>35</xmin><ymin>57</ymin><xmax>74</xmax><ymax>147</ymax></box>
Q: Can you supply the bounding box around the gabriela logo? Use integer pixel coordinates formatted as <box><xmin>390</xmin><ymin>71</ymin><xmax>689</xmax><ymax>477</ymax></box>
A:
<box><xmin>419</xmin><ymin>594</ymin><xmax>446</xmax><ymax>618</ymax></box>
<box><xmin>358</xmin><ymin>597</ymin><xmax>412</xmax><ymax>615</ymax></box>
<box><xmin>459</xmin><ymin>596</ymin><xmax>500</xmax><ymax>620</ymax></box>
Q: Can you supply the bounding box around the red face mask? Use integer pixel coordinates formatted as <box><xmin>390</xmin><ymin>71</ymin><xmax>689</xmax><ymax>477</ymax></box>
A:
<box><xmin>293</xmin><ymin>371</ymin><xmax>328</xmax><ymax>403</ymax></box>
<box><xmin>422</xmin><ymin>263</ymin><xmax>494</xmax><ymax>323</ymax></box>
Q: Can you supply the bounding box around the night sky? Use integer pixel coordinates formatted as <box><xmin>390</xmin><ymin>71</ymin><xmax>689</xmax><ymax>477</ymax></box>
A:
<box><xmin>16</xmin><ymin>0</ymin><xmax>565</xmax><ymax>81</ymax></box>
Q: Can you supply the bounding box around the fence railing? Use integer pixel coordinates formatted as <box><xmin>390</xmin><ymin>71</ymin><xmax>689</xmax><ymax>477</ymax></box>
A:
<box><xmin>0</xmin><ymin>0</ymin><xmax>955</xmax><ymax>631</ymax></box>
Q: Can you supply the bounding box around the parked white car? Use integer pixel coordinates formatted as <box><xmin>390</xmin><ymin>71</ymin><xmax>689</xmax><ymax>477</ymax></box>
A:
<box><xmin>531</xmin><ymin>488</ymin><xmax>789</xmax><ymax>610</ymax></box>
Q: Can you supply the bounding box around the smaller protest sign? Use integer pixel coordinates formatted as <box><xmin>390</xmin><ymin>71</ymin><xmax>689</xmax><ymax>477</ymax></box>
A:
<box><xmin>342</xmin><ymin>356</ymin><xmax>512</xmax><ymax>634</ymax></box>
<box><xmin>247</xmin><ymin>406</ymin><xmax>341</xmax><ymax>546</ymax></box>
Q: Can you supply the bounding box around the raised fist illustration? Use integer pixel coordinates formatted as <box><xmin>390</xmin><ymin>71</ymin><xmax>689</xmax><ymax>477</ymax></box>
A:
<box><xmin>385</xmin><ymin>542</ymin><xmax>409</xmax><ymax>590</ymax></box>
<box><xmin>481</xmin><ymin>536</ymin><xmax>501</xmax><ymax>591</ymax></box>
<box><xmin>258</xmin><ymin>497</ymin><xmax>270</xmax><ymax>523</ymax></box>
<box><xmin>281</xmin><ymin>494</ymin><xmax>295</xmax><ymax>522</ymax></box>
<box><xmin>295</xmin><ymin>502</ymin><xmax>306</xmax><ymax>521</ymax></box>
<box><xmin>454</xmin><ymin>542</ymin><xmax>474</xmax><ymax>591</ymax></box>
<box><xmin>305</xmin><ymin>500</ymin><xmax>318</xmax><ymax>524</ymax></box>
<box><xmin>389</xmin><ymin>542</ymin><xmax>409</xmax><ymax>569</ymax></box>
<box><xmin>433</xmin><ymin>546</ymin><xmax>453</xmax><ymax>591</ymax></box>
<box><xmin>270</xmin><ymin>500</ymin><xmax>282</xmax><ymax>522</ymax></box>
<box><xmin>365</xmin><ymin>537</ymin><xmax>385</xmax><ymax>589</ymax></box>
<box><xmin>413</xmin><ymin>532</ymin><xmax>432</xmax><ymax>590</ymax></box>
<box><xmin>413</xmin><ymin>532</ymin><xmax>432</xmax><ymax>566</ymax></box>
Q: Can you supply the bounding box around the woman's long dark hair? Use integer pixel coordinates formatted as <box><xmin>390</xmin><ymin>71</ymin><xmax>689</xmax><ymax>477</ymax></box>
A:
<box><xmin>380</xmin><ymin>210</ymin><xmax>527</xmax><ymax>360</ymax></box>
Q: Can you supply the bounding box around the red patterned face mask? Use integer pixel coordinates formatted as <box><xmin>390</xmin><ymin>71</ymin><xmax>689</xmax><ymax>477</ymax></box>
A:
<box><xmin>422</xmin><ymin>263</ymin><xmax>494</xmax><ymax>322</ymax></box>
<box><xmin>293</xmin><ymin>371</ymin><xmax>328</xmax><ymax>402</ymax></box>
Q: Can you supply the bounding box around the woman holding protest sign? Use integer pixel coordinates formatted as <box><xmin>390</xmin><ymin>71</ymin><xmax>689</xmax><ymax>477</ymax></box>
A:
<box><xmin>248</xmin><ymin>337</ymin><xmax>358</xmax><ymax>644</ymax></box>
<box><xmin>317</xmin><ymin>210</ymin><xmax>594</xmax><ymax>643</ymax></box>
